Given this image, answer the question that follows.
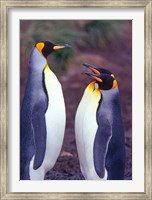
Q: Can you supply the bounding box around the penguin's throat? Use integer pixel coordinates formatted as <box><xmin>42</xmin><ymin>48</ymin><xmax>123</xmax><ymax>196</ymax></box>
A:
<box><xmin>87</xmin><ymin>81</ymin><xmax>96</xmax><ymax>91</ymax></box>
<box><xmin>94</xmin><ymin>83</ymin><xmax>98</xmax><ymax>89</ymax></box>
<box><xmin>87</xmin><ymin>81</ymin><xmax>100</xmax><ymax>93</ymax></box>
<box><xmin>85</xmin><ymin>82</ymin><xmax>101</xmax><ymax>101</ymax></box>
<box><xmin>44</xmin><ymin>64</ymin><xmax>50</xmax><ymax>72</ymax></box>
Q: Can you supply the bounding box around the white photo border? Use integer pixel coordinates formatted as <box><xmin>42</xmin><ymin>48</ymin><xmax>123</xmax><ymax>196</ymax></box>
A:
<box><xmin>8</xmin><ymin>8</ymin><xmax>144</xmax><ymax>193</ymax></box>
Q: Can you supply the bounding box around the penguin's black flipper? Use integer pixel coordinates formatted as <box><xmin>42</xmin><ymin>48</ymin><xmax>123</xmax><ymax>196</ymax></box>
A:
<box><xmin>93</xmin><ymin>118</ymin><xmax>112</xmax><ymax>178</ymax></box>
<box><xmin>32</xmin><ymin>103</ymin><xmax>47</xmax><ymax>170</ymax></box>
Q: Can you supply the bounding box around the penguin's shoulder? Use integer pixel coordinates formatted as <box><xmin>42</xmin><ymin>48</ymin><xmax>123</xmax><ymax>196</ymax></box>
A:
<box><xmin>97</xmin><ymin>87</ymin><xmax>120</xmax><ymax>118</ymax></box>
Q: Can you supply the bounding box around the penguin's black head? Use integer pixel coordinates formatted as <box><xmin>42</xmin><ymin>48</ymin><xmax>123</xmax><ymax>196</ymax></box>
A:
<box><xmin>83</xmin><ymin>63</ymin><xmax>117</xmax><ymax>90</ymax></box>
<box><xmin>35</xmin><ymin>41</ymin><xmax>71</xmax><ymax>58</ymax></box>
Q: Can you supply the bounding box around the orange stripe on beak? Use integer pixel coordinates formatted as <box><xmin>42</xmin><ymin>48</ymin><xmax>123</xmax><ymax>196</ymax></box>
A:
<box><xmin>53</xmin><ymin>46</ymin><xmax>65</xmax><ymax>50</ymax></box>
<box><xmin>89</xmin><ymin>67</ymin><xmax>100</xmax><ymax>75</ymax></box>
<box><xmin>91</xmin><ymin>75</ymin><xmax>103</xmax><ymax>82</ymax></box>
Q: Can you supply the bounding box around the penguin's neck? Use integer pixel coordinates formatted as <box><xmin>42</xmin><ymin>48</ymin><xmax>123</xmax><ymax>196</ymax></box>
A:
<box><xmin>29</xmin><ymin>47</ymin><xmax>47</xmax><ymax>76</ymax></box>
<box><xmin>101</xmin><ymin>86</ymin><xmax>120</xmax><ymax>106</ymax></box>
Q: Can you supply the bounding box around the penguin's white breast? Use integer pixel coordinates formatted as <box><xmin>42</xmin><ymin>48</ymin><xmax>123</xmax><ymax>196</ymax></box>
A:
<box><xmin>41</xmin><ymin>65</ymin><xmax>66</xmax><ymax>172</ymax></box>
<box><xmin>75</xmin><ymin>82</ymin><xmax>102</xmax><ymax>179</ymax></box>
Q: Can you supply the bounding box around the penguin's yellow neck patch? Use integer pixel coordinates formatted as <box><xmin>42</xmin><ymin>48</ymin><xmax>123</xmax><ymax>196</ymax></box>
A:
<box><xmin>86</xmin><ymin>81</ymin><xmax>101</xmax><ymax>96</ymax></box>
<box><xmin>44</xmin><ymin>64</ymin><xmax>54</xmax><ymax>95</ymax></box>
<box><xmin>87</xmin><ymin>81</ymin><xmax>96</xmax><ymax>92</ymax></box>
<box><xmin>86</xmin><ymin>81</ymin><xmax>101</xmax><ymax>94</ymax></box>
<box><xmin>36</xmin><ymin>42</ymin><xmax>44</xmax><ymax>53</ymax></box>
<box><xmin>44</xmin><ymin>64</ymin><xmax>50</xmax><ymax>72</ymax></box>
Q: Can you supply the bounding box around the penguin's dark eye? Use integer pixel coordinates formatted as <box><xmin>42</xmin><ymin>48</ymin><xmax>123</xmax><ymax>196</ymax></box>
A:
<box><xmin>42</xmin><ymin>45</ymin><xmax>53</xmax><ymax>58</ymax></box>
<box><xmin>42</xmin><ymin>41</ymin><xmax>55</xmax><ymax>58</ymax></box>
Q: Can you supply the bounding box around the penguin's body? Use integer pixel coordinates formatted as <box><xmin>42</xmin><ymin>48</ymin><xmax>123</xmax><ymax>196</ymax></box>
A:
<box><xmin>75</xmin><ymin>82</ymin><xmax>108</xmax><ymax>180</ymax></box>
<box><xmin>20</xmin><ymin>41</ymin><xmax>70</xmax><ymax>180</ymax></box>
<box><xmin>95</xmin><ymin>87</ymin><xmax>125</xmax><ymax>180</ymax></box>
<box><xmin>75</xmin><ymin>63</ymin><xmax>125</xmax><ymax>180</ymax></box>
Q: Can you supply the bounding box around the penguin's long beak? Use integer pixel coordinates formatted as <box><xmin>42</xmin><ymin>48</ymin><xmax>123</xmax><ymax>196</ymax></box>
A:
<box><xmin>83</xmin><ymin>63</ymin><xmax>101</xmax><ymax>75</ymax></box>
<box><xmin>53</xmin><ymin>44</ymin><xmax>71</xmax><ymax>50</ymax></box>
<box><xmin>84</xmin><ymin>72</ymin><xmax>103</xmax><ymax>83</ymax></box>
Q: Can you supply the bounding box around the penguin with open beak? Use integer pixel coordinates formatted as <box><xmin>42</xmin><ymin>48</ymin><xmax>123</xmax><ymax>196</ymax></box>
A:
<box><xmin>75</xmin><ymin>63</ymin><xmax>125</xmax><ymax>180</ymax></box>
<box><xmin>20</xmin><ymin>41</ymin><xmax>71</xmax><ymax>180</ymax></box>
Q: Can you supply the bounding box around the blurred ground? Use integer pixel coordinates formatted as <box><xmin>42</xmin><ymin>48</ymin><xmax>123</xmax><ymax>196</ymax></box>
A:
<box><xmin>20</xmin><ymin>20</ymin><xmax>132</xmax><ymax>180</ymax></box>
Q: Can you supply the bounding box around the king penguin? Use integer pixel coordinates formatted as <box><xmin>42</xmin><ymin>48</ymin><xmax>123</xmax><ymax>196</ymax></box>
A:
<box><xmin>75</xmin><ymin>63</ymin><xmax>125</xmax><ymax>180</ymax></box>
<box><xmin>20</xmin><ymin>41</ymin><xmax>71</xmax><ymax>180</ymax></box>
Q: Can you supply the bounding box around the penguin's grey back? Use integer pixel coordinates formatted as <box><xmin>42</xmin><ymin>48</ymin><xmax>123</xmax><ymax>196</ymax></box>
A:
<box><xmin>20</xmin><ymin>47</ymin><xmax>48</xmax><ymax>179</ymax></box>
<box><xmin>96</xmin><ymin>86</ymin><xmax>125</xmax><ymax>180</ymax></box>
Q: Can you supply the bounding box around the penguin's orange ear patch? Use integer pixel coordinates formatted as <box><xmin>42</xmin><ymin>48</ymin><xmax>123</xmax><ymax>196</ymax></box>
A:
<box><xmin>112</xmin><ymin>79</ymin><xmax>117</xmax><ymax>89</ymax></box>
<box><xmin>111</xmin><ymin>74</ymin><xmax>115</xmax><ymax>78</ymax></box>
<box><xmin>36</xmin><ymin>42</ymin><xmax>44</xmax><ymax>53</ymax></box>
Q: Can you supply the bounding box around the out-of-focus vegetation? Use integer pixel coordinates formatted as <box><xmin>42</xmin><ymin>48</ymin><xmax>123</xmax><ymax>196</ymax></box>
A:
<box><xmin>20</xmin><ymin>20</ymin><xmax>126</xmax><ymax>74</ymax></box>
